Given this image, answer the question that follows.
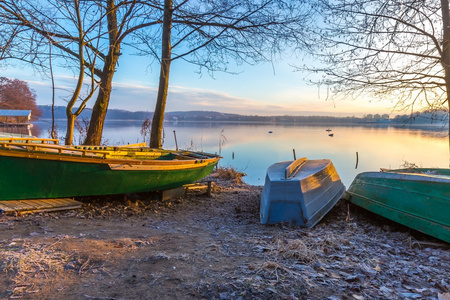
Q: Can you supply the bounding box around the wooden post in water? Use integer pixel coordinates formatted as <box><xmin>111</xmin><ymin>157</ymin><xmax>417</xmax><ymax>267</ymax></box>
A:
<box><xmin>355</xmin><ymin>151</ymin><xmax>359</xmax><ymax>169</ymax></box>
<box><xmin>293</xmin><ymin>149</ymin><xmax>296</xmax><ymax>160</ymax></box>
<box><xmin>173</xmin><ymin>130</ymin><xmax>178</xmax><ymax>150</ymax></box>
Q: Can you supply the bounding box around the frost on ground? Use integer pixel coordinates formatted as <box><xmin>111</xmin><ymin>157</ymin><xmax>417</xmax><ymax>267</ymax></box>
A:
<box><xmin>0</xmin><ymin>173</ymin><xmax>449</xmax><ymax>299</ymax></box>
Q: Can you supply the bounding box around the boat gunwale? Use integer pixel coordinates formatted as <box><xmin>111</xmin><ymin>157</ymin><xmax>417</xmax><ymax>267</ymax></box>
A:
<box><xmin>346</xmin><ymin>188</ymin><xmax>449</xmax><ymax>228</ymax></box>
<box><xmin>348</xmin><ymin>180</ymin><xmax>450</xmax><ymax>203</ymax></box>
<box><xmin>0</xmin><ymin>145</ymin><xmax>220</xmax><ymax>167</ymax></box>
<box><xmin>356</xmin><ymin>171</ymin><xmax>450</xmax><ymax>184</ymax></box>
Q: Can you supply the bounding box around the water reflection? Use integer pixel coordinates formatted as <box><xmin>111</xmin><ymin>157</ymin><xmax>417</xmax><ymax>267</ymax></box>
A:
<box><xmin>32</xmin><ymin>120</ymin><xmax>449</xmax><ymax>187</ymax></box>
<box><xmin>0</xmin><ymin>124</ymin><xmax>42</xmax><ymax>137</ymax></box>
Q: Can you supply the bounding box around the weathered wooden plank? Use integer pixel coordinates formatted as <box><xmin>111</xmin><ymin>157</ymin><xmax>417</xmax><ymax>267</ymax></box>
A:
<box><xmin>39</xmin><ymin>198</ymin><xmax>67</xmax><ymax>206</ymax></box>
<box><xmin>0</xmin><ymin>198</ymin><xmax>82</xmax><ymax>214</ymax></box>
<box><xmin>160</xmin><ymin>187</ymin><xmax>186</xmax><ymax>201</ymax></box>
<box><xmin>185</xmin><ymin>181</ymin><xmax>214</xmax><ymax>196</ymax></box>
<box><xmin>0</xmin><ymin>200</ymin><xmax>36</xmax><ymax>211</ymax></box>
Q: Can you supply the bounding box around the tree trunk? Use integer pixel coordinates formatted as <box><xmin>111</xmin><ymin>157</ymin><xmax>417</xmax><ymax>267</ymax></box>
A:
<box><xmin>150</xmin><ymin>0</ymin><xmax>173</xmax><ymax>149</ymax></box>
<box><xmin>65</xmin><ymin>0</ymin><xmax>84</xmax><ymax>146</ymax></box>
<box><xmin>84</xmin><ymin>68</ymin><xmax>116</xmax><ymax>145</ymax></box>
<box><xmin>441</xmin><ymin>0</ymin><xmax>450</xmax><ymax>165</ymax></box>
<box><xmin>84</xmin><ymin>0</ymin><xmax>120</xmax><ymax>146</ymax></box>
<box><xmin>65</xmin><ymin>113</ymin><xmax>76</xmax><ymax>145</ymax></box>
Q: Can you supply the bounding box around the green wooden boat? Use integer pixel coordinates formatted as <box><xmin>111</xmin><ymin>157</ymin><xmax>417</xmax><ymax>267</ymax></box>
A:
<box><xmin>345</xmin><ymin>168</ymin><xmax>450</xmax><ymax>243</ymax></box>
<box><xmin>0</xmin><ymin>137</ymin><xmax>220</xmax><ymax>200</ymax></box>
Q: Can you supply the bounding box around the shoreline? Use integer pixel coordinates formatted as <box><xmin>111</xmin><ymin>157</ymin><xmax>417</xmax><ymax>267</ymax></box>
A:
<box><xmin>0</xmin><ymin>176</ymin><xmax>449</xmax><ymax>299</ymax></box>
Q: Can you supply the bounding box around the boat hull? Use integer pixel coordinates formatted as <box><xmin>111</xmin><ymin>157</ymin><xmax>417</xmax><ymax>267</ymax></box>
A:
<box><xmin>260</xmin><ymin>158</ymin><xmax>346</xmax><ymax>227</ymax></box>
<box><xmin>345</xmin><ymin>169</ymin><xmax>450</xmax><ymax>243</ymax></box>
<box><xmin>0</xmin><ymin>139</ymin><xmax>219</xmax><ymax>200</ymax></box>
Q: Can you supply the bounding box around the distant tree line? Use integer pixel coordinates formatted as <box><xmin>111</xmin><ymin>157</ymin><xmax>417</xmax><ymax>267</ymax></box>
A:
<box><xmin>392</xmin><ymin>109</ymin><xmax>449</xmax><ymax>125</ymax></box>
<box><xmin>37</xmin><ymin>106</ymin><xmax>449</xmax><ymax>126</ymax></box>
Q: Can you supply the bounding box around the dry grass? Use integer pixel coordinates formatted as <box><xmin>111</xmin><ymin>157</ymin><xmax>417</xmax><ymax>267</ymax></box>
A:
<box><xmin>271</xmin><ymin>237</ymin><xmax>316</xmax><ymax>263</ymax></box>
<box><xmin>212</xmin><ymin>166</ymin><xmax>247</xmax><ymax>184</ymax></box>
<box><xmin>248</xmin><ymin>236</ymin><xmax>316</xmax><ymax>284</ymax></box>
<box><xmin>250</xmin><ymin>232</ymin><xmax>353</xmax><ymax>285</ymax></box>
<box><xmin>0</xmin><ymin>240</ymin><xmax>86</xmax><ymax>298</ymax></box>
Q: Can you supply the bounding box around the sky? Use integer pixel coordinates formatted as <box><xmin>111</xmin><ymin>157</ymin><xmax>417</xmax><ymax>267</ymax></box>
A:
<box><xmin>2</xmin><ymin>53</ymin><xmax>395</xmax><ymax>117</ymax></box>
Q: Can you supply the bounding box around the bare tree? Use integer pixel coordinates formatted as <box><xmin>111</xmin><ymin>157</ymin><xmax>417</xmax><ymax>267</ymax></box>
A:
<box><xmin>1</xmin><ymin>0</ymin><xmax>313</xmax><ymax>148</ymax></box>
<box><xmin>63</xmin><ymin>0</ymin><xmax>100</xmax><ymax>145</ymax></box>
<box><xmin>149</xmin><ymin>0</ymin><xmax>173</xmax><ymax>148</ymax></box>
<box><xmin>0</xmin><ymin>0</ymin><xmax>160</xmax><ymax>145</ymax></box>
<box><xmin>134</xmin><ymin>0</ymin><xmax>313</xmax><ymax>148</ymax></box>
<box><xmin>299</xmin><ymin>0</ymin><xmax>450</xmax><ymax>149</ymax></box>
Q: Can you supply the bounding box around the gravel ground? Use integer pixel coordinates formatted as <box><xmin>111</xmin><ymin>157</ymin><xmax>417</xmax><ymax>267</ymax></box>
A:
<box><xmin>0</xmin><ymin>172</ymin><xmax>449</xmax><ymax>300</ymax></box>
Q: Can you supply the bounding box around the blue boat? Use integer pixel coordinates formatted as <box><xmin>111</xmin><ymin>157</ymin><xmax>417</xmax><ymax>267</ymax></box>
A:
<box><xmin>260</xmin><ymin>157</ymin><xmax>346</xmax><ymax>227</ymax></box>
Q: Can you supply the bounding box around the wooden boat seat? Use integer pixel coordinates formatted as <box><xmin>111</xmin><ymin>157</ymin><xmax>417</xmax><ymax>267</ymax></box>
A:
<box><xmin>285</xmin><ymin>157</ymin><xmax>307</xmax><ymax>178</ymax></box>
<box><xmin>1</xmin><ymin>142</ymin><xmax>110</xmax><ymax>158</ymax></box>
<box><xmin>0</xmin><ymin>137</ymin><xmax>59</xmax><ymax>144</ymax></box>
<box><xmin>0</xmin><ymin>139</ymin><xmax>161</xmax><ymax>160</ymax></box>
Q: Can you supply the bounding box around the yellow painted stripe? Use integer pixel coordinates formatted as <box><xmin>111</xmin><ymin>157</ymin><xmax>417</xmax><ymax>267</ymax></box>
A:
<box><xmin>0</xmin><ymin>148</ymin><xmax>219</xmax><ymax>167</ymax></box>
<box><xmin>108</xmin><ymin>161</ymin><xmax>212</xmax><ymax>171</ymax></box>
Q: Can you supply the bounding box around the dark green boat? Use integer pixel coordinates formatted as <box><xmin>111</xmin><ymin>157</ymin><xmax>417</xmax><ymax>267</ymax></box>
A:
<box><xmin>0</xmin><ymin>137</ymin><xmax>220</xmax><ymax>200</ymax></box>
<box><xmin>345</xmin><ymin>168</ymin><xmax>450</xmax><ymax>243</ymax></box>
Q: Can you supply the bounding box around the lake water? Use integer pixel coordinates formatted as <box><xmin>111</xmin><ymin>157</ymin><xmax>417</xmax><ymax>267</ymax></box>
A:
<box><xmin>29</xmin><ymin>119</ymin><xmax>450</xmax><ymax>187</ymax></box>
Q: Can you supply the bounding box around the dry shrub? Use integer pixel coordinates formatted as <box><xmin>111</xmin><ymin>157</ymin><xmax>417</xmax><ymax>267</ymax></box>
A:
<box><xmin>400</xmin><ymin>160</ymin><xmax>420</xmax><ymax>169</ymax></box>
<box><xmin>318</xmin><ymin>234</ymin><xmax>346</xmax><ymax>254</ymax></box>
<box><xmin>253</xmin><ymin>261</ymin><xmax>293</xmax><ymax>283</ymax></box>
<box><xmin>272</xmin><ymin>238</ymin><xmax>316</xmax><ymax>264</ymax></box>
<box><xmin>213</xmin><ymin>166</ymin><xmax>247</xmax><ymax>184</ymax></box>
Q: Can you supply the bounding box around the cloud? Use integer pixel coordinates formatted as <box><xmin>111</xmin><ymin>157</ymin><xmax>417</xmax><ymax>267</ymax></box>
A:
<box><xmin>3</xmin><ymin>60</ymin><xmax>395</xmax><ymax>117</ymax></box>
<box><xmin>25</xmin><ymin>74</ymin><xmax>390</xmax><ymax>116</ymax></box>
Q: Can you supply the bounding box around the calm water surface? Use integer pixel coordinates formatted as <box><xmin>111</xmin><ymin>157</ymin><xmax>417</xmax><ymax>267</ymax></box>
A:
<box><xmin>32</xmin><ymin>120</ymin><xmax>449</xmax><ymax>187</ymax></box>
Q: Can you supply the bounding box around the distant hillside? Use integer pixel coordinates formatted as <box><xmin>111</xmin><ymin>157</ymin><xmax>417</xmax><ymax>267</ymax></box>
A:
<box><xmin>38</xmin><ymin>106</ymin><xmax>242</xmax><ymax>121</ymax></box>
<box><xmin>37</xmin><ymin>105</ymin><xmax>448</xmax><ymax>126</ymax></box>
<box><xmin>165</xmin><ymin>111</ymin><xmax>243</xmax><ymax>121</ymax></box>
<box><xmin>38</xmin><ymin>106</ymin><xmax>152</xmax><ymax>120</ymax></box>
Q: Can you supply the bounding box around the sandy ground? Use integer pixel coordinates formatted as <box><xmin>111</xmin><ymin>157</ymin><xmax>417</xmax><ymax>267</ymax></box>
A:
<box><xmin>0</xmin><ymin>173</ymin><xmax>449</xmax><ymax>300</ymax></box>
